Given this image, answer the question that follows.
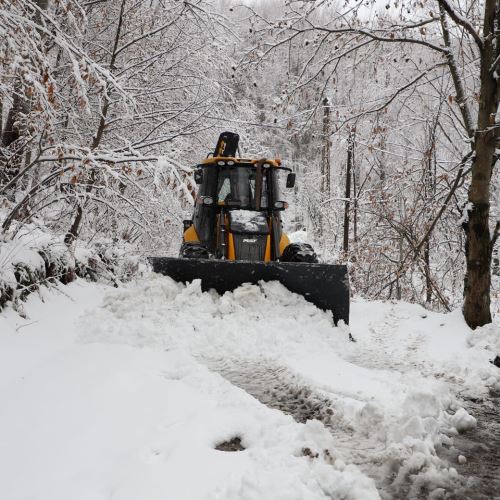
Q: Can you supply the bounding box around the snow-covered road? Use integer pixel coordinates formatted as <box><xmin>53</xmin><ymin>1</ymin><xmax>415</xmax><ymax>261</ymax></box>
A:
<box><xmin>0</xmin><ymin>276</ymin><xmax>499</xmax><ymax>499</ymax></box>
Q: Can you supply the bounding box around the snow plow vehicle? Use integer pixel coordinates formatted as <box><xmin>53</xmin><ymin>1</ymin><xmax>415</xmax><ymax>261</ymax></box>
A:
<box><xmin>150</xmin><ymin>132</ymin><xmax>350</xmax><ymax>324</ymax></box>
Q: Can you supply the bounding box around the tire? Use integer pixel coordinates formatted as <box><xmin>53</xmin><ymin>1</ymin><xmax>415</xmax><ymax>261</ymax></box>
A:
<box><xmin>180</xmin><ymin>242</ymin><xmax>209</xmax><ymax>259</ymax></box>
<box><xmin>280</xmin><ymin>243</ymin><xmax>318</xmax><ymax>263</ymax></box>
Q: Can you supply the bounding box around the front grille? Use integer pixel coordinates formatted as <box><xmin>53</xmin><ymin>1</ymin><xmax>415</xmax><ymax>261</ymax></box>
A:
<box><xmin>233</xmin><ymin>234</ymin><xmax>267</xmax><ymax>261</ymax></box>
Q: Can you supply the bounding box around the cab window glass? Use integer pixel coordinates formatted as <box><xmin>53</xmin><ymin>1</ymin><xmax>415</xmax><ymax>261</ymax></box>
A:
<box><xmin>216</xmin><ymin>166</ymin><xmax>269</xmax><ymax>209</ymax></box>
<box><xmin>217</xmin><ymin>175</ymin><xmax>231</xmax><ymax>202</ymax></box>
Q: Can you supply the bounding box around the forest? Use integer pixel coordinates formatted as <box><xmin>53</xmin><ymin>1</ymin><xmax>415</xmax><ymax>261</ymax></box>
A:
<box><xmin>0</xmin><ymin>1</ymin><xmax>499</xmax><ymax>499</ymax></box>
<box><xmin>1</xmin><ymin>0</ymin><xmax>498</xmax><ymax>324</ymax></box>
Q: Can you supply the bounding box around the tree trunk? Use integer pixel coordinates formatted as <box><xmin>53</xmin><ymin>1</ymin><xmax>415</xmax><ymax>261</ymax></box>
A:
<box><xmin>64</xmin><ymin>205</ymin><xmax>83</xmax><ymax>246</ymax></box>
<box><xmin>424</xmin><ymin>241</ymin><xmax>432</xmax><ymax>304</ymax></box>
<box><xmin>352</xmin><ymin>159</ymin><xmax>357</xmax><ymax>243</ymax></box>
<box><xmin>1</xmin><ymin>85</ymin><xmax>28</xmax><ymax>187</ymax></box>
<box><xmin>0</xmin><ymin>97</ymin><xmax>3</xmax><ymax>145</ymax></box>
<box><xmin>320</xmin><ymin>97</ymin><xmax>331</xmax><ymax>195</ymax></box>
<box><xmin>2</xmin><ymin>87</ymin><xmax>24</xmax><ymax>148</ymax></box>
<box><xmin>423</xmin><ymin>116</ymin><xmax>438</xmax><ymax>305</ymax></box>
<box><xmin>1</xmin><ymin>0</ymin><xmax>48</xmax><ymax>189</ymax></box>
<box><xmin>462</xmin><ymin>0</ymin><xmax>499</xmax><ymax>329</ymax></box>
<box><xmin>343</xmin><ymin>131</ymin><xmax>354</xmax><ymax>254</ymax></box>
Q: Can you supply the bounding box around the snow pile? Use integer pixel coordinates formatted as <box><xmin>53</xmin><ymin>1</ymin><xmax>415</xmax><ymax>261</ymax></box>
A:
<box><xmin>288</xmin><ymin>228</ymin><xmax>309</xmax><ymax>243</ymax></box>
<box><xmin>0</xmin><ymin>236</ymin><xmax>46</xmax><ymax>289</ymax></box>
<box><xmin>1</xmin><ymin>275</ymin><xmax>498</xmax><ymax>499</ymax></box>
<box><xmin>0</xmin><ymin>222</ymin><xmax>74</xmax><ymax>307</ymax></box>
<box><xmin>348</xmin><ymin>299</ymin><xmax>500</xmax><ymax>395</ymax></box>
<box><xmin>81</xmin><ymin>276</ymin><xmax>336</xmax><ymax>359</ymax></box>
<box><xmin>79</xmin><ymin>274</ymin><xmax>500</xmax><ymax>497</ymax></box>
<box><xmin>0</xmin><ymin>281</ymin><xmax>378</xmax><ymax>500</ymax></box>
<box><xmin>448</xmin><ymin>408</ymin><xmax>477</xmax><ymax>433</ymax></box>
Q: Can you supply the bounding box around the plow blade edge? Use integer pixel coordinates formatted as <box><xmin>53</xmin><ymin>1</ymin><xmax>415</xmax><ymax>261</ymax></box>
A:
<box><xmin>149</xmin><ymin>257</ymin><xmax>350</xmax><ymax>325</ymax></box>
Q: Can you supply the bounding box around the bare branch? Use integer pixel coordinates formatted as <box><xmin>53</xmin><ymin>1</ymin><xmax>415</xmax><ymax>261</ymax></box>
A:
<box><xmin>437</xmin><ymin>0</ymin><xmax>484</xmax><ymax>51</ymax></box>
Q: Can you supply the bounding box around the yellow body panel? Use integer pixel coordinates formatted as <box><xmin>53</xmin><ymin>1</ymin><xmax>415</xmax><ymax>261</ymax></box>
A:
<box><xmin>183</xmin><ymin>224</ymin><xmax>199</xmax><ymax>243</ymax></box>
<box><xmin>279</xmin><ymin>233</ymin><xmax>290</xmax><ymax>255</ymax></box>
<box><xmin>264</xmin><ymin>235</ymin><xmax>271</xmax><ymax>262</ymax></box>
<box><xmin>227</xmin><ymin>232</ymin><xmax>236</xmax><ymax>260</ymax></box>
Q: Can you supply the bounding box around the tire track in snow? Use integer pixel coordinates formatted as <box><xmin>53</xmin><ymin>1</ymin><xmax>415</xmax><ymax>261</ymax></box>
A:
<box><xmin>201</xmin><ymin>356</ymin><xmax>428</xmax><ymax>500</ymax></box>
<box><xmin>202</xmin><ymin>357</ymin><xmax>340</xmax><ymax>426</ymax></box>
<box><xmin>341</xmin><ymin>308</ymin><xmax>500</xmax><ymax>499</ymax></box>
<box><xmin>344</xmin><ymin>307</ymin><xmax>429</xmax><ymax>375</ymax></box>
<box><xmin>437</xmin><ymin>391</ymin><xmax>500</xmax><ymax>500</ymax></box>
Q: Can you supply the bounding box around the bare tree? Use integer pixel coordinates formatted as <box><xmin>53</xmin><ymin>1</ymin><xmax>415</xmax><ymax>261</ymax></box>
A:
<box><xmin>457</xmin><ymin>0</ymin><xmax>499</xmax><ymax>327</ymax></box>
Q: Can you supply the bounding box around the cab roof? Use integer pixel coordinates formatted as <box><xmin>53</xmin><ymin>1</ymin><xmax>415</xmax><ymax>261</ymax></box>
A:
<box><xmin>201</xmin><ymin>157</ymin><xmax>281</xmax><ymax>167</ymax></box>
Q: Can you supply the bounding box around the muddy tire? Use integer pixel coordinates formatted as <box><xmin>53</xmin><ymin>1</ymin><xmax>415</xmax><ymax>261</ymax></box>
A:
<box><xmin>280</xmin><ymin>243</ymin><xmax>318</xmax><ymax>263</ymax></box>
<box><xmin>180</xmin><ymin>242</ymin><xmax>209</xmax><ymax>259</ymax></box>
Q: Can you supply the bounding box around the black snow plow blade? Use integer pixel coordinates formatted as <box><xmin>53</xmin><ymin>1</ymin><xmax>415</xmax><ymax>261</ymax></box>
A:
<box><xmin>149</xmin><ymin>257</ymin><xmax>349</xmax><ymax>325</ymax></box>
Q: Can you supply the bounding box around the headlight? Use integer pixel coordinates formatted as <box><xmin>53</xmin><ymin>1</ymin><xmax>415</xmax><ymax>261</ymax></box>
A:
<box><xmin>202</xmin><ymin>196</ymin><xmax>214</xmax><ymax>205</ymax></box>
<box><xmin>227</xmin><ymin>160</ymin><xmax>234</xmax><ymax>165</ymax></box>
<box><xmin>263</xmin><ymin>163</ymin><xmax>270</xmax><ymax>168</ymax></box>
<box><xmin>217</xmin><ymin>160</ymin><xmax>226</xmax><ymax>166</ymax></box>
<box><xmin>274</xmin><ymin>201</ymin><xmax>284</xmax><ymax>209</ymax></box>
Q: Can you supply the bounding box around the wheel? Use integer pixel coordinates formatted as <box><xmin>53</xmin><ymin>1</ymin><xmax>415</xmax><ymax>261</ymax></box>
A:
<box><xmin>180</xmin><ymin>242</ymin><xmax>209</xmax><ymax>259</ymax></box>
<box><xmin>280</xmin><ymin>243</ymin><xmax>318</xmax><ymax>263</ymax></box>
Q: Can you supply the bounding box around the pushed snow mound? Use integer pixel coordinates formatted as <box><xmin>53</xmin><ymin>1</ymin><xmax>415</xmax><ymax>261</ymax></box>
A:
<box><xmin>81</xmin><ymin>274</ymin><xmax>342</xmax><ymax>359</ymax></box>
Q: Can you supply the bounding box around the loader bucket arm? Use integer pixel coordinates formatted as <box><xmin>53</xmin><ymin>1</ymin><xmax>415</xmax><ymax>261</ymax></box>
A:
<box><xmin>149</xmin><ymin>258</ymin><xmax>350</xmax><ymax>325</ymax></box>
<box><xmin>213</xmin><ymin>132</ymin><xmax>240</xmax><ymax>157</ymax></box>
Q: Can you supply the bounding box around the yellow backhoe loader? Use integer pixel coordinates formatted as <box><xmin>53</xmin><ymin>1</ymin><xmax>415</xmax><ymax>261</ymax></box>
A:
<box><xmin>150</xmin><ymin>132</ymin><xmax>350</xmax><ymax>324</ymax></box>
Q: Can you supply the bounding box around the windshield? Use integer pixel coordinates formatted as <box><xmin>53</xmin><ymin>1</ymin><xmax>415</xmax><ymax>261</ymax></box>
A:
<box><xmin>216</xmin><ymin>166</ymin><xmax>268</xmax><ymax>209</ymax></box>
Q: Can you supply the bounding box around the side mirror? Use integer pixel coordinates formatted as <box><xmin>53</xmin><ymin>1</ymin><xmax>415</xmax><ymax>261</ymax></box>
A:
<box><xmin>194</xmin><ymin>169</ymin><xmax>203</xmax><ymax>185</ymax></box>
<box><xmin>286</xmin><ymin>172</ymin><xmax>296</xmax><ymax>188</ymax></box>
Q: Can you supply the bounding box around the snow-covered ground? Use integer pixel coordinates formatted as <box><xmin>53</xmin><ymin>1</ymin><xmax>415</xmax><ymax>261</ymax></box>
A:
<box><xmin>0</xmin><ymin>276</ymin><xmax>499</xmax><ymax>500</ymax></box>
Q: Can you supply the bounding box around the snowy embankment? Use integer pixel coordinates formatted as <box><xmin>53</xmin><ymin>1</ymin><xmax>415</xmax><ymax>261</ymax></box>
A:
<box><xmin>0</xmin><ymin>276</ymin><xmax>499</xmax><ymax>499</ymax></box>
<box><xmin>0</xmin><ymin>215</ymin><xmax>139</xmax><ymax>310</ymax></box>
